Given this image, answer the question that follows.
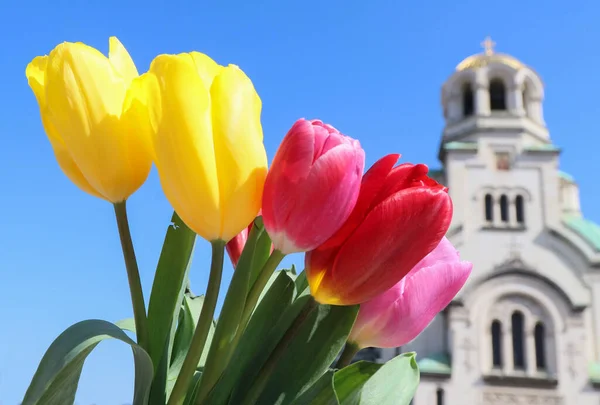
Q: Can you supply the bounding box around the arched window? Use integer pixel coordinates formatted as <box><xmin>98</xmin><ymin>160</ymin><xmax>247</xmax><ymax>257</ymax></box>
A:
<box><xmin>485</xmin><ymin>194</ymin><xmax>494</xmax><ymax>222</ymax></box>
<box><xmin>512</xmin><ymin>311</ymin><xmax>526</xmax><ymax>369</ymax></box>
<box><xmin>515</xmin><ymin>195</ymin><xmax>525</xmax><ymax>224</ymax></box>
<box><xmin>500</xmin><ymin>195</ymin><xmax>509</xmax><ymax>223</ymax></box>
<box><xmin>462</xmin><ymin>83</ymin><xmax>474</xmax><ymax>117</ymax></box>
<box><xmin>491</xmin><ymin>320</ymin><xmax>503</xmax><ymax>368</ymax></box>
<box><xmin>436</xmin><ymin>388</ymin><xmax>444</xmax><ymax>405</ymax></box>
<box><xmin>535</xmin><ymin>322</ymin><xmax>546</xmax><ymax>370</ymax></box>
<box><xmin>489</xmin><ymin>79</ymin><xmax>506</xmax><ymax>111</ymax></box>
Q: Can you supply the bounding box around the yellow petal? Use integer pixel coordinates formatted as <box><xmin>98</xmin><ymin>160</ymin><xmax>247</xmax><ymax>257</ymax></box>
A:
<box><xmin>45</xmin><ymin>41</ymin><xmax>140</xmax><ymax>202</ymax></box>
<box><xmin>43</xmin><ymin>113</ymin><xmax>106</xmax><ymax>200</ymax></box>
<box><xmin>210</xmin><ymin>64</ymin><xmax>268</xmax><ymax>241</ymax></box>
<box><xmin>189</xmin><ymin>52</ymin><xmax>222</xmax><ymax>89</ymax></box>
<box><xmin>26</xmin><ymin>56</ymin><xmax>49</xmax><ymax>107</ymax></box>
<box><xmin>26</xmin><ymin>53</ymin><xmax>105</xmax><ymax>200</ymax></box>
<box><xmin>148</xmin><ymin>53</ymin><xmax>221</xmax><ymax>240</ymax></box>
<box><xmin>109</xmin><ymin>36</ymin><xmax>138</xmax><ymax>83</ymax></box>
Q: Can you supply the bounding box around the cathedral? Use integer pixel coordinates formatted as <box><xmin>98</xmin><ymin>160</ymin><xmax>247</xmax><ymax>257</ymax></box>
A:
<box><xmin>361</xmin><ymin>38</ymin><xmax>600</xmax><ymax>405</ymax></box>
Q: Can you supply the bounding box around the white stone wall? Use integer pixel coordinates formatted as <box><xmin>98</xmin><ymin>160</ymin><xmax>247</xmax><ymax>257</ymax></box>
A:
<box><xmin>390</xmin><ymin>54</ymin><xmax>600</xmax><ymax>404</ymax></box>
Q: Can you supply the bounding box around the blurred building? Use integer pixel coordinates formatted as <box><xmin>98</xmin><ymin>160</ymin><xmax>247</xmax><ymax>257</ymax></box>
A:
<box><xmin>373</xmin><ymin>38</ymin><xmax>600</xmax><ymax>405</ymax></box>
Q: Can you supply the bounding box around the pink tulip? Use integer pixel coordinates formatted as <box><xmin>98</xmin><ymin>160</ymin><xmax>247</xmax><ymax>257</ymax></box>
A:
<box><xmin>262</xmin><ymin>119</ymin><xmax>365</xmax><ymax>254</ymax></box>
<box><xmin>347</xmin><ymin>237</ymin><xmax>472</xmax><ymax>349</ymax></box>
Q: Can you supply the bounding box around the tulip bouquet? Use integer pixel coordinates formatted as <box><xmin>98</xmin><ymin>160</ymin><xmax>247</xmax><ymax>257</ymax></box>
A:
<box><xmin>22</xmin><ymin>37</ymin><xmax>472</xmax><ymax>405</ymax></box>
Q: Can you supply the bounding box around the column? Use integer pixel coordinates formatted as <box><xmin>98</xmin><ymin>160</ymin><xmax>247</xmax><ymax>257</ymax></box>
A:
<box><xmin>528</xmin><ymin>97</ymin><xmax>545</xmax><ymax>125</ymax></box>
<box><xmin>526</xmin><ymin>330</ymin><xmax>537</xmax><ymax>375</ymax></box>
<box><xmin>503</xmin><ymin>326</ymin><xmax>513</xmax><ymax>372</ymax></box>
<box><xmin>475</xmin><ymin>83</ymin><xmax>489</xmax><ymax>116</ymax></box>
<box><xmin>509</xmin><ymin>85</ymin><xmax>525</xmax><ymax>116</ymax></box>
<box><xmin>493</xmin><ymin>197</ymin><xmax>502</xmax><ymax>228</ymax></box>
<box><xmin>509</xmin><ymin>197</ymin><xmax>518</xmax><ymax>228</ymax></box>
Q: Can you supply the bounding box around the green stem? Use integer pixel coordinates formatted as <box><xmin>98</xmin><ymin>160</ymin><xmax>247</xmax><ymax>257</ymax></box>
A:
<box><xmin>168</xmin><ymin>240</ymin><xmax>226</xmax><ymax>405</ymax></box>
<box><xmin>336</xmin><ymin>341</ymin><xmax>361</xmax><ymax>369</ymax></box>
<box><xmin>193</xmin><ymin>249</ymin><xmax>286</xmax><ymax>405</ymax></box>
<box><xmin>240</xmin><ymin>250</ymin><xmax>285</xmax><ymax>332</ymax></box>
<box><xmin>113</xmin><ymin>201</ymin><xmax>149</xmax><ymax>351</ymax></box>
<box><xmin>241</xmin><ymin>297</ymin><xmax>318</xmax><ymax>405</ymax></box>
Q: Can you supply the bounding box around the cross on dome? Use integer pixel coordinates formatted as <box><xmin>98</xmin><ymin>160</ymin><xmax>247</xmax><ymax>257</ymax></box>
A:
<box><xmin>481</xmin><ymin>36</ymin><xmax>496</xmax><ymax>55</ymax></box>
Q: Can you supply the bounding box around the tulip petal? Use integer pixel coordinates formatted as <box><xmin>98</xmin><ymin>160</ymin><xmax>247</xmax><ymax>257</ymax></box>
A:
<box><xmin>313</xmin><ymin>186</ymin><xmax>452</xmax><ymax>305</ymax></box>
<box><xmin>147</xmin><ymin>54</ymin><xmax>221</xmax><ymax>240</ymax></box>
<box><xmin>118</xmin><ymin>76</ymin><xmax>154</xmax><ymax>198</ymax></box>
<box><xmin>262</xmin><ymin>120</ymin><xmax>321</xmax><ymax>242</ymax></box>
<box><xmin>317</xmin><ymin>153</ymin><xmax>399</xmax><ymax>250</ymax></box>
<box><xmin>26</xmin><ymin>56</ymin><xmax>48</xmax><ymax>106</ymax></box>
<box><xmin>283</xmin><ymin>145</ymin><xmax>363</xmax><ymax>252</ymax></box>
<box><xmin>210</xmin><ymin>64</ymin><xmax>267</xmax><ymax>241</ymax></box>
<box><xmin>108</xmin><ymin>36</ymin><xmax>138</xmax><ymax>83</ymax></box>
<box><xmin>352</xmin><ymin>259</ymin><xmax>472</xmax><ymax>348</ymax></box>
<box><xmin>190</xmin><ymin>52</ymin><xmax>222</xmax><ymax>89</ymax></box>
<box><xmin>26</xmin><ymin>55</ymin><xmax>105</xmax><ymax>200</ymax></box>
<box><xmin>45</xmin><ymin>42</ymin><xmax>136</xmax><ymax>201</ymax></box>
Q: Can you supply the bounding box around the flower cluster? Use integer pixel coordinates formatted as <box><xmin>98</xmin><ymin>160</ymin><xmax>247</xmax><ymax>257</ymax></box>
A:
<box><xmin>24</xmin><ymin>37</ymin><xmax>472</xmax><ymax>405</ymax></box>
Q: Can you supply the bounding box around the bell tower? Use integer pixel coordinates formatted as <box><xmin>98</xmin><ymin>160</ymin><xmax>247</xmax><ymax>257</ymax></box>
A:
<box><xmin>437</xmin><ymin>38</ymin><xmax>562</xmax><ymax>240</ymax></box>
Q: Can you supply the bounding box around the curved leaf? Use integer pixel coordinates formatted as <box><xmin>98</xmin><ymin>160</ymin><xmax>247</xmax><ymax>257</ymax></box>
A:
<box><xmin>22</xmin><ymin>319</ymin><xmax>153</xmax><ymax>405</ymax></box>
<box><xmin>358</xmin><ymin>353</ymin><xmax>419</xmax><ymax>405</ymax></box>
<box><xmin>333</xmin><ymin>361</ymin><xmax>381</xmax><ymax>405</ymax></box>
<box><xmin>147</xmin><ymin>212</ymin><xmax>196</xmax><ymax>368</ymax></box>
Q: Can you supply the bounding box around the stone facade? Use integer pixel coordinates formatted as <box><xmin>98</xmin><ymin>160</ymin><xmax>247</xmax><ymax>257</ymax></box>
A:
<box><xmin>376</xmin><ymin>39</ymin><xmax>600</xmax><ymax>405</ymax></box>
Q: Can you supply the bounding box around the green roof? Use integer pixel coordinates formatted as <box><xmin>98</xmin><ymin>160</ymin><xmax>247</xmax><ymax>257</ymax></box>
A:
<box><xmin>523</xmin><ymin>144</ymin><xmax>561</xmax><ymax>152</ymax></box>
<box><xmin>559</xmin><ymin>171</ymin><xmax>575</xmax><ymax>182</ymax></box>
<box><xmin>563</xmin><ymin>214</ymin><xmax>600</xmax><ymax>252</ymax></box>
<box><xmin>444</xmin><ymin>141</ymin><xmax>478</xmax><ymax>151</ymax></box>
<box><xmin>417</xmin><ymin>352</ymin><xmax>451</xmax><ymax>375</ymax></box>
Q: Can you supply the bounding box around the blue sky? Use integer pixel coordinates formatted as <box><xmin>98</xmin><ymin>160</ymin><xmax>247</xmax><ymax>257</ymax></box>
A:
<box><xmin>1</xmin><ymin>0</ymin><xmax>599</xmax><ymax>403</ymax></box>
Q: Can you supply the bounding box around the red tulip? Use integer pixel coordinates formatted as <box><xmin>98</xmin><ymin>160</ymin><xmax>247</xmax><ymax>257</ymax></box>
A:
<box><xmin>226</xmin><ymin>222</ymin><xmax>252</xmax><ymax>268</ymax></box>
<box><xmin>305</xmin><ymin>154</ymin><xmax>453</xmax><ymax>305</ymax></box>
<box><xmin>226</xmin><ymin>212</ymin><xmax>274</xmax><ymax>268</ymax></box>
<box><xmin>262</xmin><ymin>119</ymin><xmax>365</xmax><ymax>254</ymax></box>
<box><xmin>348</xmin><ymin>237</ymin><xmax>472</xmax><ymax>348</ymax></box>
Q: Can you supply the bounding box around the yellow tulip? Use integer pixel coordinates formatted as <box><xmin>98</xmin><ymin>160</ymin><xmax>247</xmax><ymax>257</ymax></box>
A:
<box><xmin>25</xmin><ymin>37</ymin><xmax>152</xmax><ymax>203</ymax></box>
<box><xmin>141</xmin><ymin>52</ymin><xmax>268</xmax><ymax>242</ymax></box>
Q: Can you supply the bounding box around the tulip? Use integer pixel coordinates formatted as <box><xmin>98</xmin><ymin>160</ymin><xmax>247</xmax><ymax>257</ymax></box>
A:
<box><xmin>226</xmin><ymin>213</ymin><xmax>275</xmax><ymax>268</ymax></box>
<box><xmin>140</xmin><ymin>52</ymin><xmax>267</xmax><ymax>242</ymax></box>
<box><xmin>226</xmin><ymin>222</ymin><xmax>252</xmax><ymax>268</ymax></box>
<box><xmin>306</xmin><ymin>153</ymin><xmax>453</xmax><ymax>305</ymax></box>
<box><xmin>25</xmin><ymin>37</ymin><xmax>152</xmax><ymax>203</ymax></box>
<box><xmin>348</xmin><ymin>237</ymin><xmax>472</xmax><ymax>348</ymax></box>
<box><xmin>262</xmin><ymin>119</ymin><xmax>365</xmax><ymax>254</ymax></box>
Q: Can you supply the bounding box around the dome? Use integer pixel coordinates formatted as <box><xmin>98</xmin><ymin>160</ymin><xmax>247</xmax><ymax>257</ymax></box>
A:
<box><xmin>455</xmin><ymin>37</ymin><xmax>525</xmax><ymax>72</ymax></box>
<box><xmin>456</xmin><ymin>53</ymin><xmax>525</xmax><ymax>72</ymax></box>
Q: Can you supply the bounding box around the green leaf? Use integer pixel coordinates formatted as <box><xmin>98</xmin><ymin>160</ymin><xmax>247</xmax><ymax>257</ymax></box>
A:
<box><xmin>166</xmin><ymin>294</ymin><xmax>215</xmax><ymax>398</ymax></box>
<box><xmin>182</xmin><ymin>371</ymin><xmax>203</xmax><ymax>405</ymax></box>
<box><xmin>146</xmin><ymin>212</ymin><xmax>196</xmax><ymax>370</ymax></box>
<box><xmin>357</xmin><ymin>353</ymin><xmax>419</xmax><ymax>405</ymax></box>
<box><xmin>115</xmin><ymin>317</ymin><xmax>136</xmax><ymax>333</ymax></box>
<box><xmin>294</xmin><ymin>270</ymin><xmax>308</xmax><ymax>296</ymax></box>
<box><xmin>206</xmin><ymin>270</ymin><xmax>297</xmax><ymax>405</ymax></box>
<box><xmin>333</xmin><ymin>361</ymin><xmax>382</xmax><ymax>405</ymax></box>
<box><xmin>195</xmin><ymin>217</ymin><xmax>272</xmax><ymax>402</ymax></box>
<box><xmin>291</xmin><ymin>370</ymin><xmax>339</xmax><ymax>405</ymax></box>
<box><xmin>247</xmin><ymin>217</ymin><xmax>273</xmax><ymax>290</ymax></box>
<box><xmin>22</xmin><ymin>319</ymin><xmax>153</xmax><ymax>405</ymax></box>
<box><xmin>244</xmin><ymin>302</ymin><xmax>359</xmax><ymax>405</ymax></box>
